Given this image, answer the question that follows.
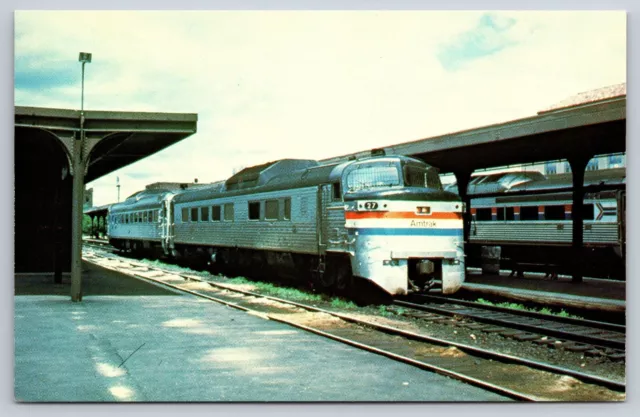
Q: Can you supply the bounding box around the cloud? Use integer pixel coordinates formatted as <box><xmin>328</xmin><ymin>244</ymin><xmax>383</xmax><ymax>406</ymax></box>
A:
<box><xmin>13</xmin><ymin>10</ymin><xmax>626</xmax><ymax>206</ymax></box>
<box><xmin>437</xmin><ymin>12</ymin><xmax>519</xmax><ymax>71</ymax></box>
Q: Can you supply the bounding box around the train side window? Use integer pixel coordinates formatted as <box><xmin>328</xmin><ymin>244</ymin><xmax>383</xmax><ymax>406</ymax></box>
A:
<box><xmin>212</xmin><ymin>205</ymin><xmax>221</xmax><ymax>221</ymax></box>
<box><xmin>201</xmin><ymin>207</ymin><xmax>209</xmax><ymax>222</ymax></box>
<box><xmin>248</xmin><ymin>202</ymin><xmax>260</xmax><ymax>220</ymax></box>
<box><xmin>224</xmin><ymin>203</ymin><xmax>234</xmax><ymax>221</ymax></box>
<box><xmin>191</xmin><ymin>207</ymin><xmax>199</xmax><ymax>222</ymax></box>
<box><xmin>475</xmin><ymin>208</ymin><xmax>492</xmax><ymax>221</ymax></box>
<box><xmin>143</xmin><ymin>211</ymin><xmax>148</xmax><ymax>223</ymax></box>
<box><xmin>265</xmin><ymin>200</ymin><xmax>278</xmax><ymax>220</ymax></box>
<box><xmin>496</xmin><ymin>208</ymin><xmax>505</xmax><ymax>221</ymax></box>
<box><xmin>505</xmin><ymin>207</ymin><xmax>515</xmax><ymax>221</ymax></box>
<box><xmin>545</xmin><ymin>205</ymin><xmax>565</xmax><ymax>220</ymax></box>
<box><xmin>582</xmin><ymin>204</ymin><xmax>595</xmax><ymax>221</ymax></box>
<box><xmin>283</xmin><ymin>198</ymin><xmax>291</xmax><ymax>221</ymax></box>
<box><xmin>182</xmin><ymin>208</ymin><xmax>189</xmax><ymax>223</ymax></box>
<box><xmin>332</xmin><ymin>183</ymin><xmax>342</xmax><ymax>201</ymax></box>
<box><xmin>520</xmin><ymin>206</ymin><xmax>538</xmax><ymax>221</ymax></box>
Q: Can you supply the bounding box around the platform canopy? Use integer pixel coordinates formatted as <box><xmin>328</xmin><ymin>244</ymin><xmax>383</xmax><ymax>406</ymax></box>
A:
<box><xmin>321</xmin><ymin>96</ymin><xmax>625</xmax><ymax>174</ymax></box>
<box><xmin>15</xmin><ymin>106</ymin><xmax>198</xmax><ymax>182</ymax></box>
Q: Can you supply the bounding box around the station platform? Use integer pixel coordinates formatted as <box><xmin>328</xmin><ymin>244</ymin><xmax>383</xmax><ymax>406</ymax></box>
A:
<box><xmin>460</xmin><ymin>270</ymin><xmax>626</xmax><ymax>314</ymax></box>
<box><xmin>14</xmin><ymin>262</ymin><xmax>508</xmax><ymax>403</ymax></box>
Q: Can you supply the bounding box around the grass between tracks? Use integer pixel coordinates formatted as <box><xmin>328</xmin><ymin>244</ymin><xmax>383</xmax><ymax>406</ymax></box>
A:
<box><xmin>476</xmin><ymin>298</ymin><xmax>582</xmax><ymax>319</ymax></box>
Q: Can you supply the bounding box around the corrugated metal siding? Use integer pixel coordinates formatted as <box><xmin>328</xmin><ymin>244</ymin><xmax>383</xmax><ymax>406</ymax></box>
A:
<box><xmin>471</xmin><ymin>222</ymin><xmax>620</xmax><ymax>245</ymax></box>
<box><xmin>173</xmin><ymin>186</ymin><xmax>320</xmax><ymax>254</ymax></box>
<box><xmin>320</xmin><ymin>184</ymin><xmax>349</xmax><ymax>253</ymax></box>
<box><xmin>108</xmin><ymin>223</ymin><xmax>162</xmax><ymax>241</ymax></box>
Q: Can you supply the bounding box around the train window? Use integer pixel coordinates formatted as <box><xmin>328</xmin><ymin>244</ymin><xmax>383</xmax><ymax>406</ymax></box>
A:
<box><xmin>191</xmin><ymin>207</ymin><xmax>199</xmax><ymax>222</ymax></box>
<box><xmin>505</xmin><ymin>207</ymin><xmax>515</xmax><ymax>221</ymax></box>
<box><xmin>586</xmin><ymin>159</ymin><xmax>599</xmax><ymax>171</ymax></box>
<box><xmin>143</xmin><ymin>211</ymin><xmax>148</xmax><ymax>223</ymax></box>
<box><xmin>182</xmin><ymin>208</ymin><xmax>189</xmax><ymax>223</ymax></box>
<box><xmin>201</xmin><ymin>207</ymin><xmax>209</xmax><ymax>222</ymax></box>
<box><xmin>248</xmin><ymin>202</ymin><xmax>260</xmax><ymax>220</ymax></box>
<box><xmin>520</xmin><ymin>206</ymin><xmax>538</xmax><ymax>221</ymax></box>
<box><xmin>224</xmin><ymin>203</ymin><xmax>234</xmax><ymax>221</ymax></box>
<box><xmin>404</xmin><ymin>165</ymin><xmax>443</xmax><ymax>190</ymax></box>
<box><xmin>265</xmin><ymin>200</ymin><xmax>278</xmax><ymax>220</ymax></box>
<box><xmin>496</xmin><ymin>208</ymin><xmax>505</xmax><ymax>221</ymax></box>
<box><xmin>346</xmin><ymin>163</ymin><xmax>400</xmax><ymax>192</ymax></box>
<box><xmin>475</xmin><ymin>208</ymin><xmax>492</xmax><ymax>221</ymax></box>
<box><xmin>283</xmin><ymin>198</ymin><xmax>291</xmax><ymax>220</ymax></box>
<box><xmin>545</xmin><ymin>205</ymin><xmax>565</xmax><ymax>220</ymax></box>
<box><xmin>582</xmin><ymin>204</ymin><xmax>595</xmax><ymax>221</ymax></box>
<box><xmin>212</xmin><ymin>205</ymin><xmax>221</xmax><ymax>221</ymax></box>
<box><xmin>332</xmin><ymin>183</ymin><xmax>342</xmax><ymax>200</ymax></box>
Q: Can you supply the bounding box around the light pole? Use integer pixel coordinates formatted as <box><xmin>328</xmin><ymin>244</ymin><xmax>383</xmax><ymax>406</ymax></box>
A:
<box><xmin>70</xmin><ymin>52</ymin><xmax>92</xmax><ymax>302</ymax></box>
<box><xmin>117</xmin><ymin>176</ymin><xmax>120</xmax><ymax>202</ymax></box>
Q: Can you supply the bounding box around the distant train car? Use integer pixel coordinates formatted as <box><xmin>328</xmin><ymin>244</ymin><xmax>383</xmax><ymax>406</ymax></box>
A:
<box><xmin>459</xmin><ymin>168</ymin><xmax>626</xmax><ymax>279</ymax></box>
<box><xmin>107</xmin><ymin>154</ymin><xmax>466</xmax><ymax>297</ymax></box>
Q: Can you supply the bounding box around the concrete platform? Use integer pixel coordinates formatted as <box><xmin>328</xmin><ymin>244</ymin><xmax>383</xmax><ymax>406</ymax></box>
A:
<box><xmin>461</xmin><ymin>271</ymin><xmax>625</xmax><ymax>313</ymax></box>
<box><xmin>14</xmin><ymin>264</ymin><xmax>508</xmax><ymax>402</ymax></box>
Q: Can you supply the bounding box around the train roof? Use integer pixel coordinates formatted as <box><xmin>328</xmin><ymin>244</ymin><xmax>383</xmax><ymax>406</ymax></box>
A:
<box><xmin>507</xmin><ymin>168</ymin><xmax>625</xmax><ymax>193</ymax></box>
<box><xmin>109</xmin><ymin>181</ymin><xmax>223</xmax><ymax>212</ymax></box>
<box><xmin>445</xmin><ymin>171</ymin><xmax>546</xmax><ymax>195</ymax></box>
<box><xmin>107</xmin><ymin>154</ymin><xmax>442</xmax><ymax>209</ymax></box>
<box><xmin>172</xmin><ymin>154</ymin><xmax>432</xmax><ymax>204</ymax></box>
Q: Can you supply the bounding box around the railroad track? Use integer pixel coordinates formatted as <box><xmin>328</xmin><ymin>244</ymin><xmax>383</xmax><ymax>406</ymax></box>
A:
<box><xmin>395</xmin><ymin>294</ymin><xmax>626</xmax><ymax>362</ymax></box>
<box><xmin>82</xmin><ymin>246</ymin><xmax>625</xmax><ymax>401</ymax></box>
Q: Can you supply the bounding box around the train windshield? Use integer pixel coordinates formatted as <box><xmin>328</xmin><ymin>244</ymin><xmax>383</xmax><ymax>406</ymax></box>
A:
<box><xmin>404</xmin><ymin>164</ymin><xmax>443</xmax><ymax>190</ymax></box>
<box><xmin>345</xmin><ymin>162</ymin><xmax>401</xmax><ymax>192</ymax></box>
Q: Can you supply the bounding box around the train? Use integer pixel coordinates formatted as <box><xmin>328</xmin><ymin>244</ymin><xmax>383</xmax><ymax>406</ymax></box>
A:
<box><xmin>446</xmin><ymin>168</ymin><xmax>626</xmax><ymax>279</ymax></box>
<box><xmin>106</xmin><ymin>154</ymin><xmax>466</xmax><ymax>297</ymax></box>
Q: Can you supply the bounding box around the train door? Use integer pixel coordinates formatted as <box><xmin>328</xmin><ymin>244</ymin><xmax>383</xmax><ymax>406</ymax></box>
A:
<box><xmin>160</xmin><ymin>194</ymin><xmax>176</xmax><ymax>256</ymax></box>
<box><xmin>318</xmin><ymin>183</ymin><xmax>349</xmax><ymax>253</ymax></box>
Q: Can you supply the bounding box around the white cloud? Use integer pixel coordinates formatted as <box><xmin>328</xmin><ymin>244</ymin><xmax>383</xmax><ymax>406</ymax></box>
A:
<box><xmin>14</xmin><ymin>10</ymin><xmax>626</xmax><ymax>206</ymax></box>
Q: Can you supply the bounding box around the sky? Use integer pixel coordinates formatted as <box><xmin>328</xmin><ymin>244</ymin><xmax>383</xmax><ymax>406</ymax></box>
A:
<box><xmin>14</xmin><ymin>9</ymin><xmax>627</xmax><ymax>206</ymax></box>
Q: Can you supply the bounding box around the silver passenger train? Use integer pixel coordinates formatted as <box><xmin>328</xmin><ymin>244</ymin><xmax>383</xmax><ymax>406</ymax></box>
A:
<box><xmin>448</xmin><ymin>168</ymin><xmax>626</xmax><ymax>279</ymax></box>
<box><xmin>107</xmin><ymin>154</ymin><xmax>466</xmax><ymax>296</ymax></box>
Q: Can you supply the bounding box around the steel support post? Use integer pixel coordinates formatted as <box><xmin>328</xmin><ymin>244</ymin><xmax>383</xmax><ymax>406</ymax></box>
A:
<box><xmin>454</xmin><ymin>170</ymin><xmax>473</xmax><ymax>244</ymax></box>
<box><xmin>569</xmin><ymin>156</ymin><xmax>591</xmax><ymax>284</ymax></box>
<box><xmin>70</xmin><ymin>125</ymin><xmax>85</xmax><ymax>302</ymax></box>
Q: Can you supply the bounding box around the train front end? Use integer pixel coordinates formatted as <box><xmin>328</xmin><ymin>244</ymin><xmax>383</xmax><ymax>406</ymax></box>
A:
<box><xmin>342</xmin><ymin>156</ymin><xmax>465</xmax><ymax>295</ymax></box>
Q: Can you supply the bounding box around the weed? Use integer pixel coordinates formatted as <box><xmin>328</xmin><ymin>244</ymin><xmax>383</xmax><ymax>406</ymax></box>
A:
<box><xmin>331</xmin><ymin>298</ymin><xmax>358</xmax><ymax>309</ymax></box>
<box><xmin>475</xmin><ymin>298</ymin><xmax>582</xmax><ymax>319</ymax></box>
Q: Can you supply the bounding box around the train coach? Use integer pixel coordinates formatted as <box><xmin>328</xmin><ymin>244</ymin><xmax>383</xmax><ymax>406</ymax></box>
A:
<box><xmin>454</xmin><ymin>168</ymin><xmax>626</xmax><ymax>279</ymax></box>
<box><xmin>107</xmin><ymin>154</ymin><xmax>466</xmax><ymax>297</ymax></box>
